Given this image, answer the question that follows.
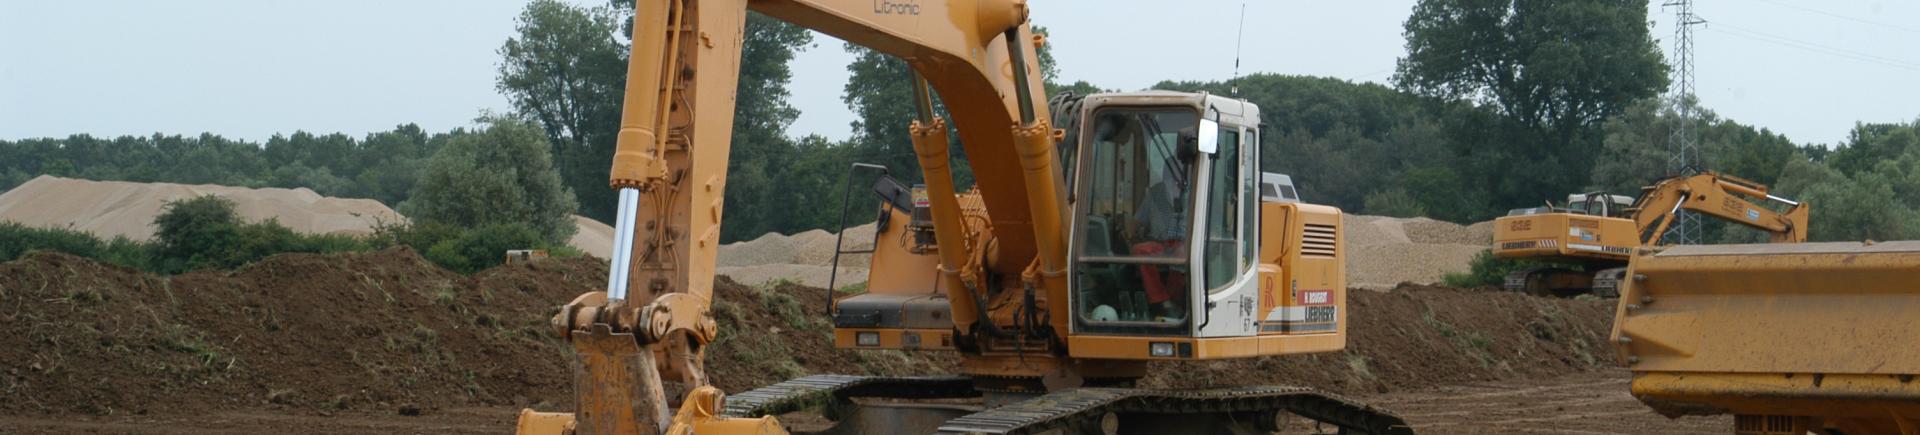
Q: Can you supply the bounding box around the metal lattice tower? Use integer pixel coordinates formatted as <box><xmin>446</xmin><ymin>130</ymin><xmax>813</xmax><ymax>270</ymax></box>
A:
<box><xmin>1663</xmin><ymin>0</ymin><xmax>1706</xmax><ymax>244</ymax></box>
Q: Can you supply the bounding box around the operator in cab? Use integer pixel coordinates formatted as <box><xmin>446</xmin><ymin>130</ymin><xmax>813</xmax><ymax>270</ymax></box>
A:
<box><xmin>1128</xmin><ymin>126</ymin><xmax>1198</xmax><ymax>323</ymax></box>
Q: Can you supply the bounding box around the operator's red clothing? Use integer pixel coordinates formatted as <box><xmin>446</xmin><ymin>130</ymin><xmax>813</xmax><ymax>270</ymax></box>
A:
<box><xmin>1130</xmin><ymin>240</ymin><xmax>1186</xmax><ymax>304</ymax></box>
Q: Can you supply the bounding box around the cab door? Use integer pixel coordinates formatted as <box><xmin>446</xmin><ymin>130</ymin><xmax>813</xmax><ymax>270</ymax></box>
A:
<box><xmin>1192</xmin><ymin>121</ymin><xmax>1260</xmax><ymax>338</ymax></box>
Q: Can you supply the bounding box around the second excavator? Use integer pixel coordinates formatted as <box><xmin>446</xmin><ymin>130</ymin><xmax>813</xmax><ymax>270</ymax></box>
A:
<box><xmin>515</xmin><ymin>0</ymin><xmax>1408</xmax><ymax>434</ymax></box>
<box><xmin>1491</xmin><ymin>171</ymin><xmax>1809</xmax><ymax>296</ymax></box>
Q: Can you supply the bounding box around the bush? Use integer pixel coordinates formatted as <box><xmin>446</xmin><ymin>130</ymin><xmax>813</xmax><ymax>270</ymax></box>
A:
<box><xmin>0</xmin><ymin>222</ymin><xmax>155</xmax><ymax>270</ymax></box>
<box><xmin>1441</xmin><ymin>250</ymin><xmax>1567</xmax><ymax>289</ymax></box>
<box><xmin>400</xmin><ymin>118</ymin><xmax>578</xmax><ymax>245</ymax></box>
<box><xmin>1363</xmin><ymin>188</ymin><xmax>1427</xmax><ymax>218</ymax></box>
<box><xmin>150</xmin><ymin>195</ymin><xmax>372</xmax><ymax>273</ymax></box>
<box><xmin>421</xmin><ymin>223</ymin><xmax>548</xmax><ymax>274</ymax></box>
<box><xmin>152</xmin><ymin>195</ymin><xmax>244</xmax><ymax>269</ymax></box>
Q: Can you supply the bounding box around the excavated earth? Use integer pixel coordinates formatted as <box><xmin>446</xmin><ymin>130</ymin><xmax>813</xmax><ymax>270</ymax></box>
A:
<box><xmin>0</xmin><ymin>249</ymin><xmax>1724</xmax><ymax>433</ymax></box>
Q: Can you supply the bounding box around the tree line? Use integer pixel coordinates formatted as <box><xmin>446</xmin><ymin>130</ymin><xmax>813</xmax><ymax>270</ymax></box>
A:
<box><xmin>6</xmin><ymin>0</ymin><xmax>1919</xmax><ymax>258</ymax></box>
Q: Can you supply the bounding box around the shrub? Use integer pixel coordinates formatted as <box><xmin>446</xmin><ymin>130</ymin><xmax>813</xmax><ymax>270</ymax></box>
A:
<box><xmin>150</xmin><ymin>195</ymin><xmax>372</xmax><ymax>273</ymax></box>
<box><xmin>1</xmin><ymin>222</ymin><xmax>107</xmax><ymax>259</ymax></box>
<box><xmin>1363</xmin><ymin>187</ymin><xmax>1427</xmax><ymax>218</ymax></box>
<box><xmin>152</xmin><ymin>195</ymin><xmax>244</xmax><ymax>271</ymax></box>
<box><xmin>1441</xmin><ymin>250</ymin><xmax>1567</xmax><ymax>289</ymax></box>
<box><xmin>422</xmin><ymin>223</ymin><xmax>548</xmax><ymax>274</ymax></box>
<box><xmin>400</xmin><ymin>118</ymin><xmax>578</xmax><ymax>245</ymax></box>
<box><xmin>0</xmin><ymin>222</ymin><xmax>155</xmax><ymax>270</ymax></box>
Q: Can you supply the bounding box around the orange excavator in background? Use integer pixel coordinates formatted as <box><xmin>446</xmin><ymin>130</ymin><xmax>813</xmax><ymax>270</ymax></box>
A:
<box><xmin>1490</xmin><ymin>171</ymin><xmax>1808</xmax><ymax>296</ymax></box>
<box><xmin>514</xmin><ymin>0</ymin><xmax>1408</xmax><ymax>434</ymax></box>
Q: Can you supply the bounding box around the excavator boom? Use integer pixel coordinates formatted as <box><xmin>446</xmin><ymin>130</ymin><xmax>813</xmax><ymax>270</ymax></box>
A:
<box><xmin>1491</xmin><ymin>171</ymin><xmax>1809</xmax><ymax>296</ymax></box>
<box><xmin>1627</xmin><ymin>171</ymin><xmax>1809</xmax><ymax>245</ymax></box>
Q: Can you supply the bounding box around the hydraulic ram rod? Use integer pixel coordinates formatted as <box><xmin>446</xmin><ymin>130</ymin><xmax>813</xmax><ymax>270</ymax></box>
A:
<box><xmin>607</xmin><ymin>187</ymin><xmax>641</xmax><ymax>302</ymax></box>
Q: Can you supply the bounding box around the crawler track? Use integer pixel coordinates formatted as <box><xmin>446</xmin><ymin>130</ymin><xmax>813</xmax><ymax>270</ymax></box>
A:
<box><xmin>722</xmin><ymin>375</ymin><xmax>1411</xmax><ymax>434</ymax></box>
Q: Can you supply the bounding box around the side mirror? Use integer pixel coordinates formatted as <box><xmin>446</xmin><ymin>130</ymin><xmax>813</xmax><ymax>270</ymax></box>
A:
<box><xmin>1197</xmin><ymin>118</ymin><xmax>1220</xmax><ymax>155</ymax></box>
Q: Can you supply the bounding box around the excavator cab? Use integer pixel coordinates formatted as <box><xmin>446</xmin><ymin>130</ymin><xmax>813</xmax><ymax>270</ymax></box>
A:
<box><xmin>832</xmin><ymin>91</ymin><xmax>1350</xmax><ymax>360</ymax></box>
<box><xmin>1062</xmin><ymin>91</ymin><xmax>1347</xmax><ymax>358</ymax></box>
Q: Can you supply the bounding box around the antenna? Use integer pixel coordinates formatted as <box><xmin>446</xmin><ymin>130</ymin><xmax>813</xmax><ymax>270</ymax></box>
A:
<box><xmin>1231</xmin><ymin>2</ymin><xmax>1246</xmax><ymax>97</ymax></box>
<box><xmin>1662</xmin><ymin>0</ymin><xmax>1706</xmax><ymax>244</ymax></box>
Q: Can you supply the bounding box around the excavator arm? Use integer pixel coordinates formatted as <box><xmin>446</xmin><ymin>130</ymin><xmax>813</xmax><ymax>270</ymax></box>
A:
<box><xmin>1628</xmin><ymin>171</ymin><xmax>1810</xmax><ymax>245</ymax></box>
<box><xmin>527</xmin><ymin>1</ymin><xmax>1061</xmax><ymax>434</ymax></box>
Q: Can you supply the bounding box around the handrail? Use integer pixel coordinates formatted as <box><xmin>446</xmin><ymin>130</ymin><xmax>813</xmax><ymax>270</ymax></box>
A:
<box><xmin>827</xmin><ymin>162</ymin><xmax>892</xmax><ymax>317</ymax></box>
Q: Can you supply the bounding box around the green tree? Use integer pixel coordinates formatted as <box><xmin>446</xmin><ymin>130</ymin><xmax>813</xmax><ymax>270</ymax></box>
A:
<box><xmin>401</xmin><ymin>118</ymin><xmax>580</xmax><ymax>245</ymax></box>
<box><xmin>839</xmin><ymin>25</ymin><xmax>1062</xmax><ymax>186</ymax></box>
<box><xmin>498</xmin><ymin>0</ymin><xmax>629</xmax><ymax>221</ymax></box>
<box><xmin>1395</xmin><ymin>0</ymin><xmax>1669</xmax><ymax>211</ymax></box>
<box><xmin>1364</xmin><ymin>188</ymin><xmax>1426</xmax><ymax>218</ymax></box>
<box><xmin>1591</xmin><ymin>97</ymin><xmax>1802</xmax><ymax>197</ymax></box>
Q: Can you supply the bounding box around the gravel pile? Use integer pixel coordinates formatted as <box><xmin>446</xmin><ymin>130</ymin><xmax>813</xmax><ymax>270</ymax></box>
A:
<box><xmin>716</xmin><ymin>223</ymin><xmax>875</xmax><ymax>288</ymax></box>
<box><xmin>1343</xmin><ymin>215</ymin><xmax>1491</xmax><ymax>291</ymax></box>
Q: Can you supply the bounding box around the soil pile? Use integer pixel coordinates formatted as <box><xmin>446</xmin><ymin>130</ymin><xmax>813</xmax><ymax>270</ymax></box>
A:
<box><xmin>1343</xmin><ymin>215</ymin><xmax>1492</xmax><ymax>290</ymax></box>
<box><xmin>2</xmin><ymin>249</ymin><xmax>1612</xmax><ymax>419</ymax></box>
<box><xmin>0</xmin><ymin>250</ymin><xmax>947</xmax><ymax>417</ymax></box>
<box><xmin>1145</xmin><ymin>284</ymin><xmax>1615</xmax><ymax>396</ymax></box>
<box><xmin>0</xmin><ymin>175</ymin><xmax>405</xmax><ymax>241</ymax></box>
<box><xmin>0</xmin><ymin>248</ymin><xmax>583</xmax><ymax>416</ymax></box>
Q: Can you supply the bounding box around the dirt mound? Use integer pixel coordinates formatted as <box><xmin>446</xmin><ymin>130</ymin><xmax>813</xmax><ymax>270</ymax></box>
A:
<box><xmin>0</xmin><ymin>250</ymin><xmax>947</xmax><ymax>417</ymax></box>
<box><xmin>1145</xmin><ymin>284</ymin><xmax>1614</xmax><ymax>395</ymax></box>
<box><xmin>0</xmin><ymin>175</ymin><xmax>406</xmax><ymax>241</ymax></box>
<box><xmin>1</xmin><ymin>246</ymin><xmax>1611</xmax><ymax>422</ymax></box>
<box><xmin>1343</xmin><ymin>215</ymin><xmax>1490</xmax><ymax>290</ymax></box>
<box><xmin>0</xmin><ymin>248</ymin><xmax>588</xmax><ymax>416</ymax></box>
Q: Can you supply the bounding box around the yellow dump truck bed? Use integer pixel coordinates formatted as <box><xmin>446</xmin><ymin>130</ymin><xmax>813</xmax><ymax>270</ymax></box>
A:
<box><xmin>1611</xmin><ymin>241</ymin><xmax>1920</xmax><ymax>434</ymax></box>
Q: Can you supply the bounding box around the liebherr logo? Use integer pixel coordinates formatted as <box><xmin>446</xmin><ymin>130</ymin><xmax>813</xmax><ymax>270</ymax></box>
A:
<box><xmin>875</xmin><ymin>0</ymin><xmax>921</xmax><ymax>15</ymax></box>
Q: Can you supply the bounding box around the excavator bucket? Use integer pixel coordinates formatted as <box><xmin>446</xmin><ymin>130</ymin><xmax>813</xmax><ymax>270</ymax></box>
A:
<box><xmin>1612</xmin><ymin>241</ymin><xmax>1920</xmax><ymax>434</ymax></box>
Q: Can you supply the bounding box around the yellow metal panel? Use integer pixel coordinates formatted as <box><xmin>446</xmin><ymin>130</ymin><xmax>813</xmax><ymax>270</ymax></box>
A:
<box><xmin>1613</xmin><ymin>241</ymin><xmax>1920</xmax><ymax>425</ymax></box>
<box><xmin>1614</xmin><ymin>242</ymin><xmax>1920</xmax><ymax>375</ymax></box>
<box><xmin>1492</xmin><ymin>212</ymin><xmax>1635</xmax><ymax>261</ymax></box>
<box><xmin>862</xmin><ymin>208</ymin><xmax>943</xmax><ymax>295</ymax></box>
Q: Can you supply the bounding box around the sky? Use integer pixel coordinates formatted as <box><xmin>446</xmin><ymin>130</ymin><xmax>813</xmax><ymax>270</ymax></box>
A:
<box><xmin>3</xmin><ymin>1</ymin><xmax>1916</xmax><ymax>147</ymax></box>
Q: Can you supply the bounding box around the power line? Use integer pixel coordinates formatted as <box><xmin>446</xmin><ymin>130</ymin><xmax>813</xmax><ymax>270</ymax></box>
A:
<box><xmin>1751</xmin><ymin>0</ymin><xmax>1920</xmax><ymax>35</ymax></box>
<box><xmin>1707</xmin><ymin>24</ymin><xmax>1920</xmax><ymax>73</ymax></box>
<box><xmin>1662</xmin><ymin>0</ymin><xmax>1703</xmax><ymax>245</ymax></box>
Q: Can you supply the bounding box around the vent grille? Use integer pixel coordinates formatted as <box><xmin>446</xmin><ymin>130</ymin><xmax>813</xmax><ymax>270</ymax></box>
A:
<box><xmin>1301</xmin><ymin>224</ymin><xmax>1338</xmax><ymax>258</ymax></box>
<box><xmin>1735</xmin><ymin>415</ymin><xmax>1799</xmax><ymax>435</ymax></box>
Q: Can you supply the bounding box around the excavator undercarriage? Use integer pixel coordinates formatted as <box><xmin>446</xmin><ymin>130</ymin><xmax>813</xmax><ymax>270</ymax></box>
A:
<box><xmin>720</xmin><ymin>375</ymin><xmax>1410</xmax><ymax>435</ymax></box>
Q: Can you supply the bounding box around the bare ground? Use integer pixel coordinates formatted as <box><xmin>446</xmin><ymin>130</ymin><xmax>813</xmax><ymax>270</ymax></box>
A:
<box><xmin>0</xmin><ymin>369</ymin><xmax>1727</xmax><ymax>434</ymax></box>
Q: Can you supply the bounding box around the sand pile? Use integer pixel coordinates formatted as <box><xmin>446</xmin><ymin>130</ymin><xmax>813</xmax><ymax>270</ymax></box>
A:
<box><xmin>0</xmin><ymin>175</ymin><xmax>405</xmax><ymax>241</ymax></box>
<box><xmin>0</xmin><ymin>175</ymin><xmax>619</xmax><ymax>258</ymax></box>
<box><xmin>571</xmin><ymin>215</ymin><xmax>614</xmax><ymax>258</ymax></box>
<box><xmin>1342</xmin><ymin>215</ymin><xmax>1491</xmax><ymax>291</ymax></box>
<box><xmin>714</xmin><ymin>223</ymin><xmax>875</xmax><ymax>288</ymax></box>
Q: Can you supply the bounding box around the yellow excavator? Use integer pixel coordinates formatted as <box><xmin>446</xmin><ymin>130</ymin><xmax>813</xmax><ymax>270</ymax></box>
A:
<box><xmin>514</xmin><ymin>0</ymin><xmax>1408</xmax><ymax>434</ymax></box>
<box><xmin>1490</xmin><ymin>171</ymin><xmax>1809</xmax><ymax>296</ymax></box>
